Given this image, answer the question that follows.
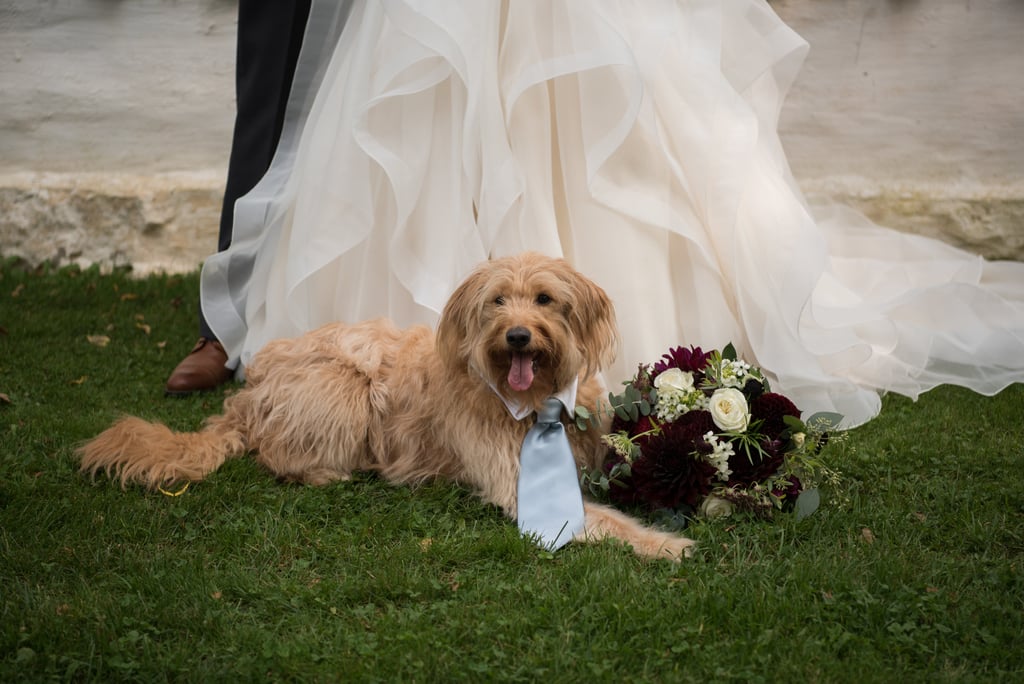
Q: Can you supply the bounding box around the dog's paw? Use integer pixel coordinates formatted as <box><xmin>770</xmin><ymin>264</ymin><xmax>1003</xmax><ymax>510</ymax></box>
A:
<box><xmin>652</xmin><ymin>534</ymin><xmax>696</xmax><ymax>562</ymax></box>
<box><xmin>580</xmin><ymin>501</ymin><xmax>696</xmax><ymax>561</ymax></box>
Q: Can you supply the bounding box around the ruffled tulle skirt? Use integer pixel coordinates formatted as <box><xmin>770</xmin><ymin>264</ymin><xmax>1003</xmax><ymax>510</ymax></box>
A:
<box><xmin>200</xmin><ymin>0</ymin><xmax>1024</xmax><ymax>427</ymax></box>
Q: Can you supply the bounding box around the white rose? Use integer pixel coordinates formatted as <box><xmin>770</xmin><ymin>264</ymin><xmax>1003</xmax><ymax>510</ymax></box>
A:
<box><xmin>708</xmin><ymin>387</ymin><xmax>750</xmax><ymax>432</ymax></box>
<box><xmin>653</xmin><ymin>368</ymin><xmax>694</xmax><ymax>392</ymax></box>
<box><xmin>700</xmin><ymin>495</ymin><xmax>734</xmax><ymax>519</ymax></box>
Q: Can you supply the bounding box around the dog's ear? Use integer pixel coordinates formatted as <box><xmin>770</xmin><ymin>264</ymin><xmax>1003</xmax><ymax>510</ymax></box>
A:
<box><xmin>564</xmin><ymin>264</ymin><xmax>620</xmax><ymax>380</ymax></box>
<box><xmin>436</xmin><ymin>263</ymin><xmax>486</xmax><ymax>369</ymax></box>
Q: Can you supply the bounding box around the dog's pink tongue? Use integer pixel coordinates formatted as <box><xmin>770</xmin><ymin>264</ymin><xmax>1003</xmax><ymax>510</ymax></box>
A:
<box><xmin>508</xmin><ymin>352</ymin><xmax>535</xmax><ymax>392</ymax></box>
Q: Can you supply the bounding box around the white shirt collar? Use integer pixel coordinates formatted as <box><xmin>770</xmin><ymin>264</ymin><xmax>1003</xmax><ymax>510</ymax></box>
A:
<box><xmin>488</xmin><ymin>376</ymin><xmax>579</xmax><ymax>421</ymax></box>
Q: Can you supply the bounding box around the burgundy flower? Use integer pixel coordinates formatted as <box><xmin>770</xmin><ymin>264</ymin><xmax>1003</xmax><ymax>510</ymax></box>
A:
<box><xmin>750</xmin><ymin>392</ymin><xmax>801</xmax><ymax>439</ymax></box>
<box><xmin>741</xmin><ymin>376</ymin><xmax>767</xmax><ymax>401</ymax></box>
<box><xmin>611</xmin><ymin>412</ymin><xmax>655</xmax><ymax>437</ymax></box>
<box><xmin>630</xmin><ymin>411</ymin><xmax>717</xmax><ymax>509</ymax></box>
<box><xmin>652</xmin><ymin>345</ymin><xmax>710</xmax><ymax>376</ymax></box>
<box><xmin>727</xmin><ymin>438</ymin><xmax>785</xmax><ymax>487</ymax></box>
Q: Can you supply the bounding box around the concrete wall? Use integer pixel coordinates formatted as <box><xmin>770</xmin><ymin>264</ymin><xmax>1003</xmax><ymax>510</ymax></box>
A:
<box><xmin>775</xmin><ymin>0</ymin><xmax>1024</xmax><ymax>260</ymax></box>
<box><xmin>2</xmin><ymin>0</ymin><xmax>1022</xmax><ymax>273</ymax></box>
<box><xmin>1</xmin><ymin>0</ymin><xmax>235</xmax><ymax>272</ymax></box>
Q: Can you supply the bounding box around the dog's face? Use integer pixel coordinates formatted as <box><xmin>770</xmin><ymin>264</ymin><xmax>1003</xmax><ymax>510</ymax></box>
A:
<box><xmin>436</xmin><ymin>253</ymin><xmax>619</xmax><ymax>406</ymax></box>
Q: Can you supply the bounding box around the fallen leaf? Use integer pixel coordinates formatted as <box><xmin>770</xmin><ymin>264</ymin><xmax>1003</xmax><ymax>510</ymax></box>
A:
<box><xmin>156</xmin><ymin>340</ymin><xmax>167</xmax><ymax>349</ymax></box>
<box><xmin>211</xmin><ymin>591</ymin><xmax>222</xmax><ymax>600</ymax></box>
<box><xmin>0</xmin><ymin>392</ymin><xmax>11</xmax><ymax>404</ymax></box>
<box><xmin>158</xmin><ymin>482</ymin><xmax>190</xmax><ymax>497</ymax></box>
<box><xmin>86</xmin><ymin>335</ymin><xmax>110</xmax><ymax>348</ymax></box>
<box><xmin>419</xmin><ymin>537</ymin><xmax>433</xmax><ymax>552</ymax></box>
<box><xmin>120</xmin><ymin>293</ymin><xmax>137</xmax><ymax>301</ymax></box>
<box><xmin>69</xmin><ymin>376</ymin><xmax>88</xmax><ymax>386</ymax></box>
<box><xmin>136</xmin><ymin>322</ymin><xmax>151</xmax><ymax>335</ymax></box>
<box><xmin>11</xmin><ymin>284</ymin><xmax>24</xmax><ymax>297</ymax></box>
<box><xmin>861</xmin><ymin>527</ymin><xmax>875</xmax><ymax>544</ymax></box>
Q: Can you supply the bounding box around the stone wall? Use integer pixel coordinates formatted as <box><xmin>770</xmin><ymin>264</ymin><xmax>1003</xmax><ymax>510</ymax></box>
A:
<box><xmin>2</xmin><ymin>0</ymin><xmax>1022</xmax><ymax>273</ymax></box>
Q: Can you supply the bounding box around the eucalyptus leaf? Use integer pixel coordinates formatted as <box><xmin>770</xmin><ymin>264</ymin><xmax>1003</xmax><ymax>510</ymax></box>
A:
<box><xmin>783</xmin><ymin>415</ymin><xmax>806</xmax><ymax>431</ymax></box>
<box><xmin>805</xmin><ymin>411</ymin><xmax>844</xmax><ymax>430</ymax></box>
<box><xmin>651</xmin><ymin>508</ymin><xmax>691</xmax><ymax>532</ymax></box>
<box><xmin>794</xmin><ymin>488</ymin><xmax>821</xmax><ymax>520</ymax></box>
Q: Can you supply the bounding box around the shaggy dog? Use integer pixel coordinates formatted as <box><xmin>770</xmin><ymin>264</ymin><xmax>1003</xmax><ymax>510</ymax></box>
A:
<box><xmin>79</xmin><ymin>253</ymin><xmax>694</xmax><ymax>560</ymax></box>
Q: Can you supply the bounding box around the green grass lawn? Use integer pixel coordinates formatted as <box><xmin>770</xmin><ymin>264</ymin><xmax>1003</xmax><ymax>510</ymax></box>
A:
<box><xmin>1</xmin><ymin>261</ymin><xmax>1022</xmax><ymax>682</ymax></box>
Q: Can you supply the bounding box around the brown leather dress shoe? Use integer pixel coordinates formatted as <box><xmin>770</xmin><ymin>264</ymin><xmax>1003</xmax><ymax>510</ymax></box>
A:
<box><xmin>165</xmin><ymin>338</ymin><xmax>234</xmax><ymax>396</ymax></box>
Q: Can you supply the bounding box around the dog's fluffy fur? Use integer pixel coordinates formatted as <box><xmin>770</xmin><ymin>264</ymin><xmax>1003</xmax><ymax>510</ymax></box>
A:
<box><xmin>79</xmin><ymin>253</ymin><xmax>694</xmax><ymax>560</ymax></box>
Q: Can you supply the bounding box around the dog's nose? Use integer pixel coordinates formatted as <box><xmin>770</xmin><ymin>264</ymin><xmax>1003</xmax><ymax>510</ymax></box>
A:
<box><xmin>506</xmin><ymin>327</ymin><xmax>531</xmax><ymax>349</ymax></box>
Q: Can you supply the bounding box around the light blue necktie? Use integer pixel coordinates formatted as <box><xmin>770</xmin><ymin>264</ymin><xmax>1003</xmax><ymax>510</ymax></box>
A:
<box><xmin>517</xmin><ymin>397</ymin><xmax>586</xmax><ymax>550</ymax></box>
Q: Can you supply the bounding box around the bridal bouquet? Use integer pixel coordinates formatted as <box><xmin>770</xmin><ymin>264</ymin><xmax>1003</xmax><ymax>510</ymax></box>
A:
<box><xmin>578</xmin><ymin>344</ymin><xmax>841</xmax><ymax>525</ymax></box>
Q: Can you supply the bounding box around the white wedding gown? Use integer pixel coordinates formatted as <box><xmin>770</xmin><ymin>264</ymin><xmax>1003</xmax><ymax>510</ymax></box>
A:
<box><xmin>200</xmin><ymin>0</ymin><xmax>1024</xmax><ymax>428</ymax></box>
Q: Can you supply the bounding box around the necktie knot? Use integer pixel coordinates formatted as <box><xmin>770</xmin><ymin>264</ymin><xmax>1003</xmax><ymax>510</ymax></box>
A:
<box><xmin>537</xmin><ymin>397</ymin><xmax>564</xmax><ymax>425</ymax></box>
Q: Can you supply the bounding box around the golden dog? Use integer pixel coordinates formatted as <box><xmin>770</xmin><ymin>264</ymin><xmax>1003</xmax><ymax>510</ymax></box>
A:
<box><xmin>79</xmin><ymin>253</ymin><xmax>694</xmax><ymax>560</ymax></box>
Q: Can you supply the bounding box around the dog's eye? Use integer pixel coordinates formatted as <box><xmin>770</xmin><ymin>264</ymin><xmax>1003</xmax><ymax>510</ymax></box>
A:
<box><xmin>536</xmin><ymin>293</ymin><xmax>552</xmax><ymax>305</ymax></box>
<box><xmin>494</xmin><ymin>296</ymin><xmax>505</xmax><ymax>306</ymax></box>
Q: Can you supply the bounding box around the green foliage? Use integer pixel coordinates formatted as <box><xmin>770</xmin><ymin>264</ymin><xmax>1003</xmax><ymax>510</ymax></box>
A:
<box><xmin>793</xmin><ymin>487</ymin><xmax>820</xmax><ymax>520</ymax></box>
<box><xmin>2</xmin><ymin>262</ymin><xmax>1024</xmax><ymax>681</ymax></box>
<box><xmin>575</xmin><ymin>382</ymin><xmax>654</xmax><ymax>431</ymax></box>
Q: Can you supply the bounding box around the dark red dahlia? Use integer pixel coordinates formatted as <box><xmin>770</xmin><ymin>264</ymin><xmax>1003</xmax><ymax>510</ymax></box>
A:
<box><xmin>727</xmin><ymin>438</ymin><xmax>785</xmax><ymax>487</ymax></box>
<box><xmin>611</xmin><ymin>412</ymin><xmax>655</xmax><ymax>437</ymax></box>
<box><xmin>749</xmin><ymin>392</ymin><xmax>801</xmax><ymax>439</ymax></box>
<box><xmin>652</xmin><ymin>345</ymin><xmax>709</xmax><ymax>376</ymax></box>
<box><xmin>630</xmin><ymin>411</ymin><xmax>717</xmax><ymax>510</ymax></box>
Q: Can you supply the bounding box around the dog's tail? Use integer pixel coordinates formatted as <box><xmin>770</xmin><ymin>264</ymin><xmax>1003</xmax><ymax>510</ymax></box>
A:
<box><xmin>78</xmin><ymin>412</ymin><xmax>246</xmax><ymax>490</ymax></box>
